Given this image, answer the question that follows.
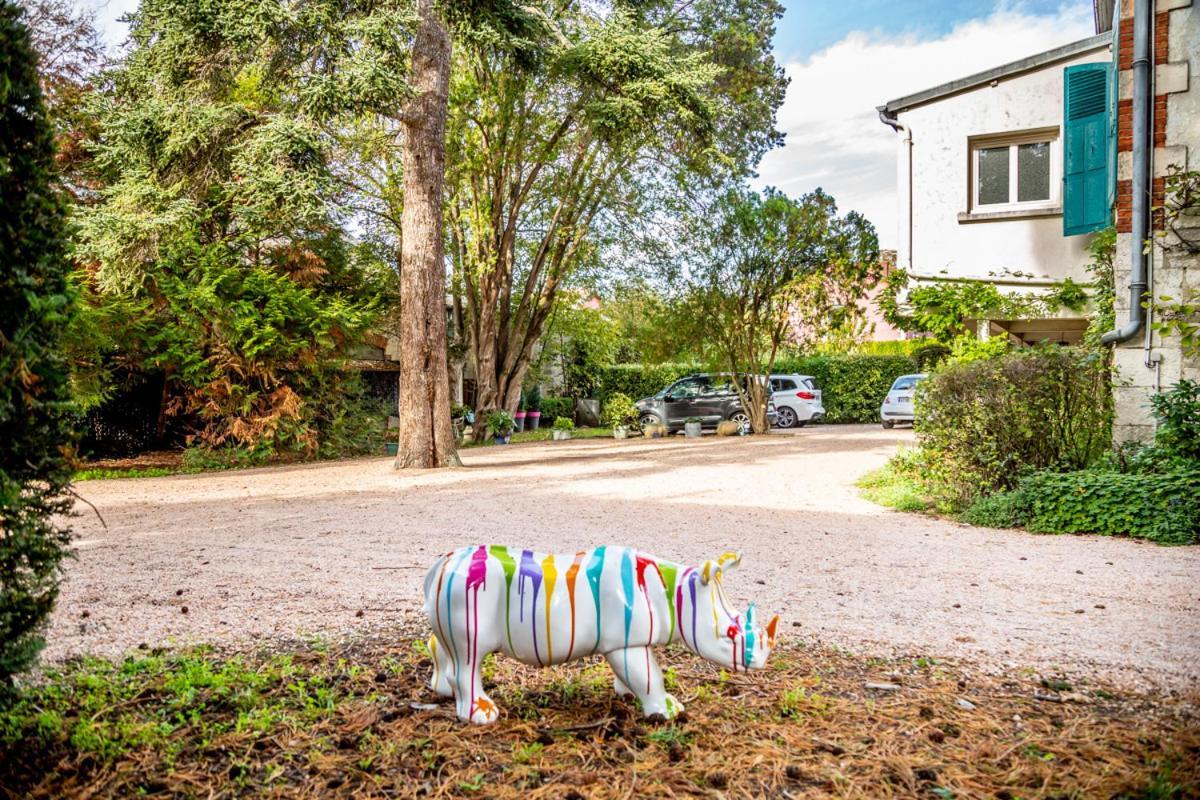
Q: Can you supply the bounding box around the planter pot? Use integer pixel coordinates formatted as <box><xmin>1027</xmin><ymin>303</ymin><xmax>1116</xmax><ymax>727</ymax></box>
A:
<box><xmin>613</xmin><ymin>426</ymin><xmax>628</xmax><ymax>440</ymax></box>
<box><xmin>684</xmin><ymin>422</ymin><xmax>702</xmax><ymax>438</ymax></box>
<box><xmin>494</xmin><ymin>434</ymin><xmax>511</xmax><ymax>445</ymax></box>
<box><xmin>526</xmin><ymin>411</ymin><xmax>541</xmax><ymax>431</ymax></box>
<box><xmin>385</xmin><ymin>441</ymin><xmax>398</xmax><ymax>457</ymax></box>
<box><xmin>513</xmin><ymin>411</ymin><xmax>527</xmax><ymax>433</ymax></box>
<box><xmin>552</xmin><ymin>429</ymin><xmax>572</xmax><ymax>441</ymax></box>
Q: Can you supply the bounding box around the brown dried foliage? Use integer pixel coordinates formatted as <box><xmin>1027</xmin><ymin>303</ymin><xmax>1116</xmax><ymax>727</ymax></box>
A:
<box><xmin>3</xmin><ymin>638</ymin><xmax>1197</xmax><ymax>799</ymax></box>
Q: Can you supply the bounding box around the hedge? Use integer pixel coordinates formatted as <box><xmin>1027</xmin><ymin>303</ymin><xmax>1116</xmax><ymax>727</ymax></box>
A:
<box><xmin>539</xmin><ymin>396</ymin><xmax>575</xmax><ymax>423</ymax></box>
<box><xmin>966</xmin><ymin>468</ymin><xmax>1200</xmax><ymax>545</ymax></box>
<box><xmin>591</xmin><ymin>355</ymin><xmax>918</xmax><ymax>424</ymax></box>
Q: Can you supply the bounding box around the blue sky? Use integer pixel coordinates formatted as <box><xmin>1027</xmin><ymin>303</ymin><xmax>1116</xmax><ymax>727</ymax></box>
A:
<box><xmin>82</xmin><ymin>0</ymin><xmax>1099</xmax><ymax>248</ymax></box>
<box><xmin>773</xmin><ymin>0</ymin><xmax>1082</xmax><ymax>62</ymax></box>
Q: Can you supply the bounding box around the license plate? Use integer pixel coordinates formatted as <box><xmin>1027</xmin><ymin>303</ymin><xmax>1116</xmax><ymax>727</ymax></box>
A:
<box><xmin>898</xmin><ymin>396</ymin><xmax>911</xmax><ymax>403</ymax></box>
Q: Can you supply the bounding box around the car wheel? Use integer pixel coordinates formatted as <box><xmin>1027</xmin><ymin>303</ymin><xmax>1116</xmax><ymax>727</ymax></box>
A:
<box><xmin>881</xmin><ymin>419</ymin><xmax>894</xmax><ymax>429</ymax></box>
<box><xmin>639</xmin><ymin>413</ymin><xmax>662</xmax><ymax>429</ymax></box>
<box><xmin>729</xmin><ymin>411</ymin><xmax>750</xmax><ymax>427</ymax></box>
<box><xmin>775</xmin><ymin>406</ymin><xmax>796</xmax><ymax>428</ymax></box>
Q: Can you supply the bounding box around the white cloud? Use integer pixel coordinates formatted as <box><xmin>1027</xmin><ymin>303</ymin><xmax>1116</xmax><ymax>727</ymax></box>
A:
<box><xmin>754</xmin><ymin>2</ymin><xmax>1096</xmax><ymax>249</ymax></box>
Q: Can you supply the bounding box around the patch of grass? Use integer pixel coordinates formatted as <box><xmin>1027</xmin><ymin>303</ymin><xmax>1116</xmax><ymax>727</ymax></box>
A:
<box><xmin>857</xmin><ymin>456</ymin><xmax>934</xmax><ymax>513</ymax></box>
<box><xmin>2</xmin><ymin>641</ymin><xmax>1196</xmax><ymax>798</ymax></box>
<box><xmin>73</xmin><ymin>466</ymin><xmax>190</xmax><ymax>481</ymax></box>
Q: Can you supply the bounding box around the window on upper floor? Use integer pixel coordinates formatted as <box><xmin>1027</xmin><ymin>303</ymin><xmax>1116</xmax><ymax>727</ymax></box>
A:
<box><xmin>969</xmin><ymin>129</ymin><xmax>1060</xmax><ymax>213</ymax></box>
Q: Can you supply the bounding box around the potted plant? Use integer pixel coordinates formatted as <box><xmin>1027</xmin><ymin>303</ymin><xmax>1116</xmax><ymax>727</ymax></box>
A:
<box><xmin>602</xmin><ymin>392</ymin><xmax>639</xmax><ymax>440</ymax></box>
<box><xmin>551</xmin><ymin>416</ymin><xmax>575</xmax><ymax>441</ymax></box>
<box><xmin>513</xmin><ymin>395</ymin><xmax>526</xmax><ymax>433</ymax></box>
<box><xmin>525</xmin><ymin>386</ymin><xmax>542</xmax><ymax>431</ymax></box>
<box><xmin>684</xmin><ymin>416</ymin><xmax>702</xmax><ymax>438</ymax></box>
<box><xmin>486</xmin><ymin>410</ymin><xmax>516</xmax><ymax>444</ymax></box>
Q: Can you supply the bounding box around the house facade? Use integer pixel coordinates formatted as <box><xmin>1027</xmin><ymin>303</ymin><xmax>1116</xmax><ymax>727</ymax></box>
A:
<box><xmin>877</xmin><ymin>32</ymin><xmax>1114</xmax><ymax>345</ymax></box>
<box><xmin>878</xmin><ymin>0</ymin><xmax>1199</xmax><ymax>441</ymax></box>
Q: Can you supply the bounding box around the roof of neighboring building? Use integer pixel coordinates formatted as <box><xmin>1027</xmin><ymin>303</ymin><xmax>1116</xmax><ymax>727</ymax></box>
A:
<box><xmin>878</xmin><ymin>32</ymin><xmax>1112</xmax><ymax>115</ymax></box>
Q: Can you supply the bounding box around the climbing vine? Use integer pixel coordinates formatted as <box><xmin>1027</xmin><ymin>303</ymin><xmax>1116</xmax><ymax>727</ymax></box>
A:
<box><xmin>879</xmin><ymin>270</ymin><xmax>1090</xmax><ymax>344</ymax></box>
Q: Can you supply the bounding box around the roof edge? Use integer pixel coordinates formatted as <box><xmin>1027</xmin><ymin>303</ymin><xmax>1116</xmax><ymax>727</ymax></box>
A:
<box><xmin>879</xmin><ymin>32</ymin><xmax>1112</xmax><ymax>115</ymax></box>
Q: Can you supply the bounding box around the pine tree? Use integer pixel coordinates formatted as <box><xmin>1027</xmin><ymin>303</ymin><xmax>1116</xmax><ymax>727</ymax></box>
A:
<box><xmin>0</xmin><ymin>0</ymin><xmax>76</xmax><ymax>690</ymax></box>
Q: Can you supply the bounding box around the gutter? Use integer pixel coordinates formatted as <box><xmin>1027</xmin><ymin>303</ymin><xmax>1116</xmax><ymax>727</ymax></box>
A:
<box><xmin>1102</xmin><ymin>0</ymin><xmax>1153</xmax><ymax>345</ymax></box>
<box><xmin>878</xmin><ymin>108</ymin><xmax>913</xmax><ymax>271</ymax></box>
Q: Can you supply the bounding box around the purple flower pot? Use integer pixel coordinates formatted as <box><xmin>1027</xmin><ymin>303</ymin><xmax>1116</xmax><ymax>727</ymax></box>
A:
<box><xmin>526</xmin><ymin>411</ymin><xmax>541</xmax><ymax>431</ymax></box>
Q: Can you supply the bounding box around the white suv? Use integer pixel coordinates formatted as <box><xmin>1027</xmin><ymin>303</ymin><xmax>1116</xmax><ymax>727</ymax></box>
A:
<box><xmin>769</xmin><ymin>374</ymin><xmax>825</xmax><ymax>428</ymax></box>
<box><xmin>880</xmin><ymin>373</ymin><xmax>927</xmax><ymax>428</ymax></box>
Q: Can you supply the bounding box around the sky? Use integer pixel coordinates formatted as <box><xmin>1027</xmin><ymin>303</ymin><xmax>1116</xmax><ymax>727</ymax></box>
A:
<box><xmin>80</xmin><ymin>0</ymin><xmax>1098</xmax><ymax>249</ymax></box>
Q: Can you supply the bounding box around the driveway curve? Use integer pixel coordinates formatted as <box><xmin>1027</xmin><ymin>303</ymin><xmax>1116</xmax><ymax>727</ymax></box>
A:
<box><xmin>54</xmin><ymin>425</ymin><xmax>1200</xmax><ymax>690</ymax></box>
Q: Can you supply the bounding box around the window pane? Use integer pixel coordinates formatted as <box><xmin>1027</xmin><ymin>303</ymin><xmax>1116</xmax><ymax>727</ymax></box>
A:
<box><xmin>977</xmin><ymin>146</ymin><xmax>1009</xmax><ymax>205</ymax></box>
<box><xmin>1017</xmin><ymin>141</ymin><xmax>1050</xmax><ymax>201</ymax></box>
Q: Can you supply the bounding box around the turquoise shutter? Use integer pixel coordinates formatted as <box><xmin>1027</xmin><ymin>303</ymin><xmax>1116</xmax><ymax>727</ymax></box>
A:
<box><xmin>1063</xmin><ymin>62</ymin><xmax>1113</xmax><ymax>235</ymax></box>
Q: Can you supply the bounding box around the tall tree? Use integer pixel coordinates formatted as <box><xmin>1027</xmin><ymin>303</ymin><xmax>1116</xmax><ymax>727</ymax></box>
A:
<box><xmin>0</xmin><ymin>0</ymin><xmax>75</xmax><ymax>687</ymax></box>
<box><xmin>655</xmin><ymin>187</ymin><xmax>878</xmax><ymax>432</ymax></box>
<box><xmin>392</xmin><ymin>0</ymin><xmax>456</xmax><ymax>467</ymax></box>
<box><xmin>447</xmin><ymin>0</ymin><xmax>786</xmax><ymax>420</ymax></box>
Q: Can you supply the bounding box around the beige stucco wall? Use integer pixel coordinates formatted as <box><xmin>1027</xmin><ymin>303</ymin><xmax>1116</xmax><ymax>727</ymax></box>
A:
<box><xmin>892</xmin><ymin>44</ymin><xmax>1113</xmax><ymax>288</ymax></box>
<box><xmin>1112</xmin><ymin>0</ymin><xmax>1199</xmax><ymax>443</ymax></box>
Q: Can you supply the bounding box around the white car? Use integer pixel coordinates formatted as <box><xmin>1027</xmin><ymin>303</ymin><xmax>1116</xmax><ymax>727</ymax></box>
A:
<box><xmin>880</xmin><ymin>373</ymin><xmax>928</xmax><ymax>428</ymax></box>
<box><xmin>769</xmin><ymin>374</ymin><xmax>825</xmax><ymax>428</ymax></box>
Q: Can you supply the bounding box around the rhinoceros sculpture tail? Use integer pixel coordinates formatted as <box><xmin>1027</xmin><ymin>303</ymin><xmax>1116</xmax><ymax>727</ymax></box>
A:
<box><xmin>422</xmin><ymin>545</ymin><xmax>779</xmax><ymax>724</ymax></box>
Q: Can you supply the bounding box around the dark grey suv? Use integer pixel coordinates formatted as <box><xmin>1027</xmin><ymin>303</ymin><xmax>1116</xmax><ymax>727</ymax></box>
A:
<box><xmin>634</xmin><ymin>374</ymin><xmax>776</xmax><ymax>432</ymax></box>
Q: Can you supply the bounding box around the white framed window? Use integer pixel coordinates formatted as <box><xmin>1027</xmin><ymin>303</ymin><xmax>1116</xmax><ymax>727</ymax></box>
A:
<box><xmin>969</xmin><ymin>128</ymin><xmax>1060</xmax><ymax>213</ymax></box>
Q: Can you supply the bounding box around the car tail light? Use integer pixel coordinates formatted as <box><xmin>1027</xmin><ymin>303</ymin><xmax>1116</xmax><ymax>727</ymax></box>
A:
<box><xmin>797</xmin><ymin>391</ymin><xmax>815</xmax><ymax>400</ymax></box>
<box><xmin>883</xmin><ymin>396</ymin><xmax>891</xmax><ymax>404</ymax></box>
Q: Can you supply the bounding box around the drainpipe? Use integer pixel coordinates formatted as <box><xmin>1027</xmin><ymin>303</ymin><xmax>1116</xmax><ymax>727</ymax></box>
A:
<box><xmin>878</xmin><ymin>108</ymin><xmax>913</xmax><ymax>271</ymax></box>
<box><xmin>1101</xmin><ymin>0</ymin><xmax>1153</xmax><ymax>345</ymax></box>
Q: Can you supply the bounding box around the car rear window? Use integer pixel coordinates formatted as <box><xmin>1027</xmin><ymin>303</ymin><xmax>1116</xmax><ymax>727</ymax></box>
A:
<box><xmin>772</xmin><ymin>378</ymin><xmax>798</xmax><ymax>391</ymax></box>
<box><xmin>802</xmin><ymin>378</ymin><xmax>817</xmax><ymax>390</ymax></box>
<box><xmin>892</xmin><ymin>377</ymin><xmax>918</xmax><ymax>391</ymax></box>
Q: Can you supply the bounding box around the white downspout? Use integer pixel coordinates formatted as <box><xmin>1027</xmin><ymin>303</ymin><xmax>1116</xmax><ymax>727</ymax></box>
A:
<box><xmin>878</xmin><ymin>108</ymin><xmax>913</xmax><ymax>271</ymax></box>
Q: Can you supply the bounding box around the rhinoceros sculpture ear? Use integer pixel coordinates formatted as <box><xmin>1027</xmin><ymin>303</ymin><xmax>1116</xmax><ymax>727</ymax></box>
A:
<box><xmin>766</xmin><ymin>615</ymin><xmax>780</xmax><ymax>645</ymax></box>
<box><xmin>700</xmin><ymin>552</ymin><xmax>742</xmax><ymax>584</ymax></box>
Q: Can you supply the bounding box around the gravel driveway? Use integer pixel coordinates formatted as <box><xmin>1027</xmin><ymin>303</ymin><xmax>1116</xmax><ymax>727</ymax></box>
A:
<box><xmin>54</xmin><ymin>425</ymin><xmax>1200</xmax><ymax>690</ymax></box>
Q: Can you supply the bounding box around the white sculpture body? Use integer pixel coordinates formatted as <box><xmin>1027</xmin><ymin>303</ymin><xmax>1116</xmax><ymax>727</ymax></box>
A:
<box><xmin>422</xmin><ymin>545</ymin><xmax>779</xmax><ymax>724</ymax></box>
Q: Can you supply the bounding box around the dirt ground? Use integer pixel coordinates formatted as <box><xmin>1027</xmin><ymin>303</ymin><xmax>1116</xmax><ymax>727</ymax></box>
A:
<box><xmin>54</xmin><ymin>425</ymin><xmax>1200</xmax><ymax>692</ymax></box>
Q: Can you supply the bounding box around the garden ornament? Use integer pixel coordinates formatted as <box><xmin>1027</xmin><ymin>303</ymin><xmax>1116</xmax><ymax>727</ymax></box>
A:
<box><xmin>423</xmin><ymin>546</ymin><xmax>779</xmax><ymax>724</ymax></box>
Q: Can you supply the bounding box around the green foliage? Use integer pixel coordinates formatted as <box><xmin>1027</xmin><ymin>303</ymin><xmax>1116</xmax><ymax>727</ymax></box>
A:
<box><xmin>1148</xmin><ymin>380</ymin><xmax>1200</xmax><ymax>462</ymax></box>
<box><xmin>855</xmin><ymin>449</ymin><xmax>933</xmax><ymax>513</ymax></box>
<box><xmin>551</xmin><ymin>417</ymin><xmax>575</xmax><ymax>431</ymax></box>
<box><xmin>1153</xmin><ymin>290</ymin><xmax>1200</xmax><ymax>361</ymax></box>
<box><xmin>967</xmin><ymin>469</ymin><xmax>1200</xmax><ymax>544</ymax></box>
<box><xmin>71</xmin><ymin>0</ymin><xmax>396</xmax><ymax>460</ymax></box>
<box><xmin>600</xmin><ymin>392</ymin><xmax>639</xmax><ymax>430</ymax></box>
<box><xmin>1082</xmin><ymin>228</ymin><xmax>1117</xmax><ymax>353</ymax></box>
<box><xmin>522</xmin><ymin>385</ymin><xmax>541</xmax><ymax>413</ymax></box>
<box><xmin>593</xmin><ymin>363</ymin><xmax>695</xmax><ymax>404</ymax></box>
<box><xmin>0</xmin><ymin>1</ymin><xmax>76</xmax><ymax>689</ymax></box>
<box><xmin>772</xmin><ymin>355</ymin><xmax>920</xmax><ymax>423</ymax></box>
<box><xmin>915</xmin><ymin>347</ymin><xmax>1110</xmax><ymax>510</ymax></box>
<box><xmin>881</xmin><ymin>271</ymin><xmax>1091</xmax><ymax>344</ymax></box>
<box><xmin>485</xmin><ymin>410</ymin><xmax>516</xmax><ymax>437</ymax></box>
<box><xmin>539</xmin><ymin>396</ymin><xmax>574</xmax><ymax>423</ymax></box>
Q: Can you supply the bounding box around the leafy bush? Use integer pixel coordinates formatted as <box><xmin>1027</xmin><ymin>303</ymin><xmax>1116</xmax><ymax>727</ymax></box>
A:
<box><xmin>593</xmin><ymin>364</ymin><xmax>695</xmax><ymax>405</ymax></box>
<box><xmin>772</xmin><ymin>355</ymin><xmax>919</xmax><ymax>423</ymax></box>
<box><xmin>601</xmin><ymin>392</ymin><xmax>639</xmax><ymax>430</ymax></box>
<box><xmin>552</xmin><ymin>417</ymin><xmax>575</xmax><ymax>431</ymax></box>
<box><xmin>966</xmin><ymin>469</ymin><xmax>1200</xmax><ymax>544</ymax></box>
<box><xmin>1150</xmin><ymin>379</ymin><xmax>1200</xmax><ymax>462</ymax></box>
<box><xmin>485</xmin><ymin>411</ymin><xmax>515</xmax><ymax>437</ymax></box>
<box><xmin>539</xmin><ymin>396</ymin><xmax>574</xmax><ymax>423</ymax></box>
<box><xmin>0</xmin><ymin>4</ymin><xmax>77</xmax><ymax>691</ymax></box>
<box><xmin>916</xmin><ymin>347</ymin><xmax>1110</xmax><ymax>509</ymax></box>
<box><xmin>522</xmin><ymin>385</ymin><xmax>542</xmax><ymax>413</ymax></box>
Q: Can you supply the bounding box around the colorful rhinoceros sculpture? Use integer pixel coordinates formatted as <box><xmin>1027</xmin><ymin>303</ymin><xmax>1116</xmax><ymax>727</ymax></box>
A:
<box><xmin>422</xmin><ymin>545</ymin><xmax>779</xmax><ymax>724</ymax></box>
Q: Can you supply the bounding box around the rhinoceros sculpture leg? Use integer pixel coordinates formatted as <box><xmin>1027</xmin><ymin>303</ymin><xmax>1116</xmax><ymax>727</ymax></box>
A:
<box><xmin>423</xmin><ymin>545</ymin><xmax>778</xmax><ymax>725</ymax></box>
<box><xmin>605</xmin><ymin>646</ymin><xmax>683</xmax><ymax>719</ymax></box>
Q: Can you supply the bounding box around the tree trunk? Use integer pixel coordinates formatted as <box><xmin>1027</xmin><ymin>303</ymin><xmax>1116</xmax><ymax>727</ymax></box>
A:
<box><xmin>394</xmin><ymin>1</ymin><xmax>459</xmax><ymax>469</ymax></box>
